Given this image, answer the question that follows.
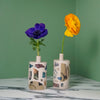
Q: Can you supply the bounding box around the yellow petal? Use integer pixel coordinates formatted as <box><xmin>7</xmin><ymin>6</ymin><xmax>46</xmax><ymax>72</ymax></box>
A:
<box><xmin>65</xmin><ymin>13</ymin><xmax>80</xmax><ymax>36</ymax></box>
<box><xmin>64</xmin><ymin>29</ymin><xmax>73</xmax><ymax>37</ymax></box>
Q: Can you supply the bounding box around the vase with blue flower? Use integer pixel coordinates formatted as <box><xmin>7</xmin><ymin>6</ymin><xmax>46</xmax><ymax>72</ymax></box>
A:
<box><xmin>25</xmin><ymin>23</ymin><xmax>48</xmax><ymax>90</ymax></box>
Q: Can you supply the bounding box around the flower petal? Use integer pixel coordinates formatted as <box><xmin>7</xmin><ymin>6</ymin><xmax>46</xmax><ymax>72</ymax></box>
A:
<box><xmin>25</xmin><ymin>27</ymin><xmax>35</xmax><ymax>37</ymax></box>
<box><xmin>40</xmin><ymin>23</ymin><xmax>45</xmax><ymax>32</ymax></box>
<box><xmin>25</xmin><ymin>23</ymin><xmax>48</xmax><ymax>39</ymax></box>
<box><xmin>65</xmin><ymin>13</ymin><xmax>80</xmax><ymax>36</ymax></box>
<box><xmin>40</xmin><ymin>23</ymin><xmax>45</xmax><ymax>28</ymax></box>
<box><xmin>40</xmin><ymin>29</ymin><xmax>48</xmax><ymax>37</ymax></box>
<box><xmin>33</xmin><ymin>35</ymin><xmax>41</xmax><ymax>39</ymax></box>
<box><xmin>64</xmin><ymin>29</ymin><xmax>73</xmax><ymax>37</ymax></box>
<box><xmin>35</xmin><ymin>23</ymin><xmax>40</xmax><ymax>30</ymax></box>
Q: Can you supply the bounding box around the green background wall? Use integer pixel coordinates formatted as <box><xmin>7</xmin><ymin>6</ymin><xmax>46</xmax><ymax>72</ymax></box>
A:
<box><xmin>75</xmin><ymin>0</ymin><xmax>100</xmax><ymax>81</ymax></box>
<box><xmin>0</xmin><ymin>0</ymin><xmax>76</xmax><ymax>78</ymax></box>
<box><xmin>1</xmin><ymin>0</ymin><xmax>100</xmax><ymax>81</ymax></box>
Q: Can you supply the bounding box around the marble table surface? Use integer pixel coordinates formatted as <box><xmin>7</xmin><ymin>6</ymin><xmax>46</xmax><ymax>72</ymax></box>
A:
<box><xmin>0</xmin><ymin>75</ymin><xmax>100</xmax><ymax>100</ymax></box>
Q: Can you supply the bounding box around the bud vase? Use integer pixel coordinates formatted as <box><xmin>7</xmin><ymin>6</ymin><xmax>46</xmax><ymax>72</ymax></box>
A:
<box><xmin>28</xmin><ymin>56</ymin><xmax>47</xmax><ymax>90</ymax></box>
<box><xmin>53</xmin><ymin>53</ymin><xmax>70</xmax><ymax>89</ymax></box>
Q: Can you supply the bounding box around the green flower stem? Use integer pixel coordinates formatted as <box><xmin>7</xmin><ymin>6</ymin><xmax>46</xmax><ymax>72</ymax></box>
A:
<box><xmin>37</xmin><ymin>40</ymin><xmax>40</xmax><ymax>56</ymax></box>
<box><xmin>61</xmin><ymin>35</ymin><xmax>65</xmax><ymax>53</ymax></box>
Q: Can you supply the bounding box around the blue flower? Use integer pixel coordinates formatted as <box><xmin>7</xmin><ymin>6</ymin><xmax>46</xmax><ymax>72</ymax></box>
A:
<box><xmin>25</xmin><ymin>23</ymin><xmax>48</xmax><ymax>39</ymax></box>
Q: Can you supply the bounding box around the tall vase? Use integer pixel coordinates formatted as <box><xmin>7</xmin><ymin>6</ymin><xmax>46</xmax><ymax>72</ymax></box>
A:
<box><xmin>28</xmin><ymin>56</ymin><xmax>47</xmax><ymax>90</ymax></box>
<box><xmin>53</xmin><ymin>53</ymin><xmax>70</xmax><ymax>89</ymax></box>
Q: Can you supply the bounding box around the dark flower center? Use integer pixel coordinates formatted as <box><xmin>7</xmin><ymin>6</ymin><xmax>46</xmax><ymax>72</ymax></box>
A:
<box><xmin>34</xmin><ymin>30</ymin><xmax>41</xmax><ymax>36</ymax></box>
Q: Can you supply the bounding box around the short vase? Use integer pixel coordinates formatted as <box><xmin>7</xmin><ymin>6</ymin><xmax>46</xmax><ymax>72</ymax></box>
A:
<box><xmin>28</xmin><ymin>56</ymin><xmax>47</xmax><ymax>90</ymax></box>
<box><xmin>53</xmin><ymin>53</ymin><xmax>70</xmax><ymax>89</ymax></box>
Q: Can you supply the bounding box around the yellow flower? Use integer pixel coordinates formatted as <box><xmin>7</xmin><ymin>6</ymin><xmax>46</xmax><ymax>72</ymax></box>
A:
<box><xmin>64</xmin><ymin>13</ymin><xmax>80</xmax><ymax>37</ymax></box>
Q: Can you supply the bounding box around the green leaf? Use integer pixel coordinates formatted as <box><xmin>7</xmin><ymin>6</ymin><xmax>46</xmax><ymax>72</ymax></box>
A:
<box><xmin>30</xmin><ymin>38</ymin><xmax>34</xmax><ymax>40</ymax></box>
<box><xmin>39</xmin><ymin>48</ymin><xmax>40</xmax><ymax>51</ymax></box>
<box><xmin>29</xmin><ymin>41</ymin><xmax>33</xmax><ymax>44</ymax></box>
<box><xmin>30</xmin><ymin>38</ymin><xmax>37</xmax><ymax>46</ymax></box>
<box><xmin>33</xmin><ymin>42</ymin><xmax>37</xmax><ymax>46</ymax></box>
<box><xmin>33</xmin><ymin>39</ymin><xmax>37</xmax><ymax>43</ymax></box>
<box><xmin>32</xmin><ymin>47</ymin><xmax>36</xmax><ymax>51</ymax></box>
<box><xmin>38</xmin><ymin>39</ymin><xmax>45</xmax><ymax>44</ymax></box>
<box><xmin>41</xmin><ymin>39</ymin><xmax>45</xmax><ymax>42</ymax></box>
<box><xmin>39</xmin><ymin>42</ymin><xmax>46</xmax><ymax>46</ymax></box>
<box><xmin>30</xmin><ymin>38</ymin><xmax>37</xmax><ymax>43</ymax></box>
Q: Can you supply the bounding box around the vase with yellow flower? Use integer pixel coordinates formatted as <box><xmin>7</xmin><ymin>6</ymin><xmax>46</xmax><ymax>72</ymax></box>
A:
<box><xmin>53</xmin><ymin>14</ymin><xmax>81</xmax><ymax>89</ymax></box>
<box><xmin>25</xmin><ymin>23</ymin><xmax>48</xmax><ymax>90</ymax></box>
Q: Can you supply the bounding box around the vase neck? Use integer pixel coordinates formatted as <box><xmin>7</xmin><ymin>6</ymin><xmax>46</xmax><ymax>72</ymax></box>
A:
<box><xmin>36</xmin><ymin>56</ymin><xmax>41</xmax><ymax>63</ymax></box>
<box><xmin>59</xmin><ymin>53</ymin><xmax>64</xmax><ymax>61</ymax></box>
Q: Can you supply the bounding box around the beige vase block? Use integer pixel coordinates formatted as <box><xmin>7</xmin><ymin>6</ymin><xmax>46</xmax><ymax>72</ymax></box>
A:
<box><xmin>28</xmin><ymin>56</ymin><xmax>47</xmax><ymax>90</ymax></box>
<box><xmin>53</xmin><ymin>53</ymin><xmax>70</xmax><ymax>89</ymax></box>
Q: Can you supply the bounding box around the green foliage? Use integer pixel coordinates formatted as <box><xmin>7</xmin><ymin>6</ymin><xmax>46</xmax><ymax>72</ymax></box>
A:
<box><xmin>30</xmin><ymin>38</ymin><xmax>46</xmax><ymax>51</ymax></box>
<box><xmin>39</xmin><ymin>39</ymin><xmax>46</xmax><ymax>46</ymax></box>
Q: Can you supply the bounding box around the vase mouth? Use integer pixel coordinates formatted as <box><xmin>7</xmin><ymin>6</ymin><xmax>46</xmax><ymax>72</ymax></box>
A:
<box><xmin>59</xmin><ymin>53</ymin><xmax>64</xmax><ymax>61</ymax></box>
<box><xmin>36</xmin><ymin>56</ymin><xmax>41</xmax><ymax>57</ymax></box>
<box><xmin>60</xmin><ymin>53</ymin><xmax>64</xmax><ymax>54</ymax></box>
<box><xmin>36</xmin><ymin>56</ymin><xmax>41</xmax><ymax>62</ymax></box>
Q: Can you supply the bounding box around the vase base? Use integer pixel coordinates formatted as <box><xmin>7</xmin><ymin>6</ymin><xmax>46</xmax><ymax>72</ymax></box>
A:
<box><xmin>53</xmin><ymin>86</ymin><xmax>69</xmax><ymax>90</ymax></box>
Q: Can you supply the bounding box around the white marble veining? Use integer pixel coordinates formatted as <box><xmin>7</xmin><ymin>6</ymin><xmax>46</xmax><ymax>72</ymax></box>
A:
<box><xmin>0</xmin><ymin>75</ymin><xmax>100</xmax><ymax>100</ymax></box>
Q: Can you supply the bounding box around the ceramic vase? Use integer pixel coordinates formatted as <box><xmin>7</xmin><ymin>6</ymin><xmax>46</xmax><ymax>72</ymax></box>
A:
<box><xmin>28</xmin><ymin>56</ymin><xmax>47</xmax><ymax>90</ymax></box>
<box><xmin>53</xmin><ymin>53</ymin><xmax>70</xmax><ymax>89</ymax></box>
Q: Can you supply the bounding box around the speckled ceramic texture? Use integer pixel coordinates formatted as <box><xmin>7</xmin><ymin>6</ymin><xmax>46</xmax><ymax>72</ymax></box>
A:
<box><xmin>28</xmin><ymin>61</ymin><xmax>47</xmax><ymax>90</ymax></box>
<box><xmin>53</xmin><ymin>59</ymin><xmax>70</xmax><ymax>89</ymax></box>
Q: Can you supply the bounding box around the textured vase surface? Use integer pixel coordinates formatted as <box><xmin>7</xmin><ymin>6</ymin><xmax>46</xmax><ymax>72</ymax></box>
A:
<box><xmin>53</xmin><ymin>53</ymin><xmax>70</xmax><ymax>89</ymax></box>
<box><xmin>28</xmin><ymin>56</ymin><xmax>47</xmax><ymax>90</ymax></box>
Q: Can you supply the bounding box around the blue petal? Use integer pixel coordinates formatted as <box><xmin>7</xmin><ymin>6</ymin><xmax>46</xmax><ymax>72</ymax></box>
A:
<box><xmin>33</xmin><ymin>34</ymin><xmax>41</xmax><ymax>39</ymax></box>
<box><xmin>40</xmin><ymin>23</ymin><xmax>45</xmax><ymax>29</ymax></box>
<box><xmin>25</xmin><ymin>27</ymin><xmax>35</xmax><ymax>37</ymax></box>
<box><xmin>40</xmin><ymin>23</ymin><xmax>45</xmax><ymax>32</ymax></box>
<box><xmin>35</xmin><ymin>23</ymin><xmax>40</xmax><ymax>30</ymax></box>
<box><xmin>40</xmin><ymin>29</ymin><xmax>48</xmax><ymax>37</ymax></box>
